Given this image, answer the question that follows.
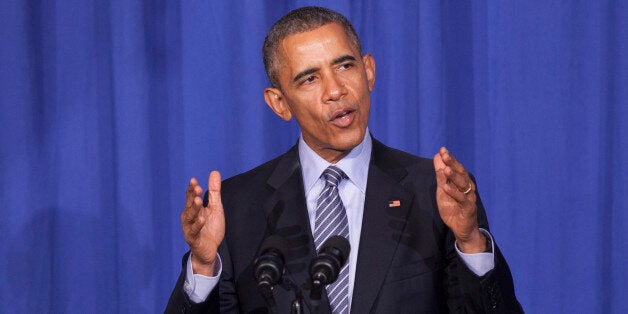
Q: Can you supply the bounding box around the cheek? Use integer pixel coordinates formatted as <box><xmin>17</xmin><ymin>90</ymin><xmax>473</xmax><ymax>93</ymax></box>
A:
<box><xmin>343</xmin><ymin>73</ymin><xmax>369</xmax><ymax>95</ymax></box>
<box><xmin>291</xmin><ymin>102</ymin><xmax>326</xmax><ymax>127</ymax></box>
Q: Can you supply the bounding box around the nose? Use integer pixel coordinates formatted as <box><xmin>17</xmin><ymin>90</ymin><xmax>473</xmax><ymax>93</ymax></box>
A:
<box><xmin>323</xmin><ymin>74</ymin><xmax>347</xmax><ymax>103</ymax></box>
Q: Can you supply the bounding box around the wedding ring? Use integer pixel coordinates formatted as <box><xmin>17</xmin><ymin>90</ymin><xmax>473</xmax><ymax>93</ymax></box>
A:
<box><xmin>462</xmin><ymin>182</ymin><xmax>473</xmax><ymax>195</ymax></box>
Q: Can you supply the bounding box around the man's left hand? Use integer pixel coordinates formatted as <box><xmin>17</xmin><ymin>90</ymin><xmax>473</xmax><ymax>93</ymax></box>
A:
<box><xmin>433</xmin><ymin>147</ymin><xmax>486</xmax><ymax>253</ymax></box>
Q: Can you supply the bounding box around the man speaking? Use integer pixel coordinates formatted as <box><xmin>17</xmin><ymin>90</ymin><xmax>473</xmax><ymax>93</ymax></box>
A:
<box><xmin>167</xmin><ymin>6</ymin><xmax>522</xmax><ymax>313</ymax></box>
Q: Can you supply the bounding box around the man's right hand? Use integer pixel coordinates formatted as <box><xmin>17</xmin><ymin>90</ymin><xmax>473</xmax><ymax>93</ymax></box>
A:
<box><xmin>181</xmin><ymin>171</ymin><xmax>225</xmax><ymax>276</ymax></box>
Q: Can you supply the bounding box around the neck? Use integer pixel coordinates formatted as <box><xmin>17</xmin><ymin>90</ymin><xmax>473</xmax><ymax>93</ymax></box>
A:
<box><xmin>318</xmin><ymin>149</ymin><xmax>351</xmax><ymax>164</ymax></box>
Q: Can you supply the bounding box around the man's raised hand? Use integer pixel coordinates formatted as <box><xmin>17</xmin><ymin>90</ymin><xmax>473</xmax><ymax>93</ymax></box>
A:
<box><xmin>433</xmin><ymin>147</ymin><xmax>486</xmax><ymax>253</ymax></box>
<box><xmin>181</xmin><ymin>171</ymin><xmax>225</xmax><ymax>276</ymax></box>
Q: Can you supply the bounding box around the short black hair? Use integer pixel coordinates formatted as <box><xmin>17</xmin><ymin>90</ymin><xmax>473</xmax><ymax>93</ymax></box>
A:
<box><xmin>262</xmin><ymin>6</ymin><xmax>362</xmax><ymax>88</ymax></box>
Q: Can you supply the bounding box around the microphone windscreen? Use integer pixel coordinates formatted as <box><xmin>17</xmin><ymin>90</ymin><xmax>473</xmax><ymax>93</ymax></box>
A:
<box><xmin>320</xmin><ymin>235</ymin><xmax>350</xmax><ymax>263</ymax></box>
<box><xmin>259</xmin><ymin>234</ymin><xmax>289</xmax><ymax>257</ymax></box>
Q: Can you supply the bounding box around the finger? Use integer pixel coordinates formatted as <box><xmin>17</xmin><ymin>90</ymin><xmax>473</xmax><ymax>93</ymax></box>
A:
<box><xmin>433</xmin><ymin>149</ymin><xmax>445</xmax><ymax>171</ymax></box>
<box><xmin>444</xmin><ymin>181</ymin><xmax>469</xmax><ymax>203</ymax></box>
<box><xmin>434</xmin><ymin>165</ymin><xmax>448</xmax><ymax>188</ymax></box>
<box><xmin>443</xmin><ymin>166</ymin><xmax>474</xmax><ymax>193</ymax></box>
<box><xmin>443</xmin><ymin>180</ymin><xmax>477</xmax><ymax>209</ymax></box>
<box><xmin>186</xmin><ymin>197</ymin><xmax>207</xmax><ymax>236</ymax></box>
<box><xmin>182</xmin><ymin>185</ymin><xmax>204</xmax><ymax>224</ymax></box>
<box><xmin>207</xmin><ymin>170</ymin><xmax>223</xmax><ymax>210</ymax></box>
<box><xmin>440</xmin><ymin>148</ymin><xmax>474</xmax><ymax>192</ymax></box>
<box><xmin>441</xmin><ymin>147</ymin><xmax>467</xmax><ymax>175</ymax></box>
<box><xmin>185</xmin><ymin>177</ymin><xmax>199</xmax><ymax>209</ymax></box>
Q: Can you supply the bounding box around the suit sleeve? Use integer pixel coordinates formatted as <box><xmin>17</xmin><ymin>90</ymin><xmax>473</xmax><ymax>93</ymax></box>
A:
<box><xmin>443</xmin><ymin>182</ymin><xmax>524</xmax><ymax>314</ymax></box>
<box><xmin>165</xmin><ymin>251</ymin><xmax>221</xmax><ymax>314</ymax></box>
<box><xmin>165</xmin><ymin>235</ymin><xmax>242</xmax><ymax>313</ymax></box>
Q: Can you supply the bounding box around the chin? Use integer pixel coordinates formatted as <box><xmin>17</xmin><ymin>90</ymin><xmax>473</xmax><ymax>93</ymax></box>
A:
<box><xmin>332</xmin><ymin>129</ymin><xmax>365</xmax><ymax>150</ymax></box>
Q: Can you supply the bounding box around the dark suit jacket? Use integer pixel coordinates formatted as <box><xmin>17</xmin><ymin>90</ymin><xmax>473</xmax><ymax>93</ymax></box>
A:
<box><xmin>166</xmin><ymin>138</ymin><xmax>523</xmax><ymax>313</ymax></box>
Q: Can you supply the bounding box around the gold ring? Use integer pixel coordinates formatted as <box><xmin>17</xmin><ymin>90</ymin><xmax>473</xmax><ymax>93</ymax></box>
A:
<box><xmin>462</xmin><ymin>182</ymin><xmax>472</xmax><ymax>195</ymax></box>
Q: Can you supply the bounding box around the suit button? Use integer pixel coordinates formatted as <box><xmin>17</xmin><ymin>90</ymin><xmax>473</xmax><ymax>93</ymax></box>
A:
<box><xmin>487</xmin><ymin>283</ymin><xmax>501</xmax><ymax>311</ymax></box>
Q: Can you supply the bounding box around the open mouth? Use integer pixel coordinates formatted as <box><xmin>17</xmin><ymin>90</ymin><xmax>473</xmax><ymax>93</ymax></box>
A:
<box><xmin>334</xmin><ymin>110</ymin><xmax>353</xmax><ymax>120</ymax></box>
<box><xmin>330</xmin><ymin>109</ymin><xmax>356</xmax><ymax>127</ymax></box>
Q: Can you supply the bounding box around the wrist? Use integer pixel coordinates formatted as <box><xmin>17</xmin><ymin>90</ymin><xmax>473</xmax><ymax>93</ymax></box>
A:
<box><xmin>457</xmin><ymin>229</ymin><xmax>486</xmax><ymax>254</ymax></box>
<box><xmin>191</xmin><ymin>253</ymin><xmax>215</xmax><ymax>276</ymax></box>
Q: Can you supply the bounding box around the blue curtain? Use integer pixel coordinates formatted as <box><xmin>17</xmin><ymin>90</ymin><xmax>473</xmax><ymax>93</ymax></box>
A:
<box><xmin>1</xmin><ymin>1</ymin><xmax>626</xmax><ymax>313</ymax></box>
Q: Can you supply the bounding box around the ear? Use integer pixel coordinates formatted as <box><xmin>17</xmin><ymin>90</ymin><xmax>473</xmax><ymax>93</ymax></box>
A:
<box><xmin>264</xmin><ymin>87</ymin><xmax>292</xmax><ymax>121</ymax></box>
<box><xmin>362</xmin><ymin>54</ymin><xmax>376</xmax><ymax>91</ymax></box>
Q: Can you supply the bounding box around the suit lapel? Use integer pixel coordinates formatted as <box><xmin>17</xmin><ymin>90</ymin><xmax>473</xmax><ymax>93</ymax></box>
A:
<box><xmin>351</xmin><ymin>140</ymin><xmax>415</xmax><ymax>313</ymax></box>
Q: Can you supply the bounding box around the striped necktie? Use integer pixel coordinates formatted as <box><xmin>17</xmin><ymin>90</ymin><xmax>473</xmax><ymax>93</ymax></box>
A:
<box><xmin>313</xmin><ymin>166</ymin><xmax>350</xmax><ymax>314</ymax></box>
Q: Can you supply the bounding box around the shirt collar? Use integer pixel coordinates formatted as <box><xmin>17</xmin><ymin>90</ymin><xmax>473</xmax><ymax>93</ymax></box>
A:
<box><xmin>299</xmin><ymin>129</ymin><xmax>372</xmax><ymax>196</ymax></box>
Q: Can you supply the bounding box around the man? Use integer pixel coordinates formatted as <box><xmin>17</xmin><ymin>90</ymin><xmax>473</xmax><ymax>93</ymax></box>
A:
<box><xmin>167</xmin><ymin>6</ymin><xmax>522</xmax><ymax>313</ymax></box>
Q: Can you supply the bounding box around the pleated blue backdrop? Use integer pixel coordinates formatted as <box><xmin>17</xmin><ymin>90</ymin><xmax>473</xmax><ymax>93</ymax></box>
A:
<box><xmin>1</xmin><ymin>1</ymin><xmax>626</xmax><ymax>313</ymax></box>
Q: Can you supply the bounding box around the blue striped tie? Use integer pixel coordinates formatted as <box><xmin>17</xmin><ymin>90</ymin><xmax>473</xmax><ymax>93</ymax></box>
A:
<box><xmin>314</xmin><ymin>166</ymin><xmax>350</xmax><ymax>314</ymax></box>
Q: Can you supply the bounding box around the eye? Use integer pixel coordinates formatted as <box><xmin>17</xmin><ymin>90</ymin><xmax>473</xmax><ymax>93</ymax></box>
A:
<box><xmin>299</xmin><ymin>75</ymin><xmax>317</xmax><ymax>85</ymax></box>
<box><xmin>338</xmin><ymin>62</ymin><xmax>354</xmax><ymax>70</ymax></box>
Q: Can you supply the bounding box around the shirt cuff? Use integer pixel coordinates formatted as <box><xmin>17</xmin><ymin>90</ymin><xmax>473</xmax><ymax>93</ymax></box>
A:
<box><xmin>183</xmin><ymin>253</ymin><xmax>222</xmax><ymax>303</ymax></box>
<box><xmin>455</xmin><ymin>228</ymin><xmax>495</xmax><ymax>276</ymax></box>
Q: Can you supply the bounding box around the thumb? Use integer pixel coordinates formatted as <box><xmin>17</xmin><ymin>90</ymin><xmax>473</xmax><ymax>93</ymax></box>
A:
<box><xmin>433</xmin><ymin>154</ymin><xmax>447</xmax><ymax>188</ymax></box>
<box><xmin>433</xmin><ymin>147</ymin><xmax>447</xmax><ymax>171</ymax></box>
<box><xmin>435</xmin><ymin>166</ymin><xmax>447</xmax><ymax>187</ymax></box>
<box><xmin>207</xmin><ymin>170</ymin><xmax>223</xmax><ymax>209</ymax></box>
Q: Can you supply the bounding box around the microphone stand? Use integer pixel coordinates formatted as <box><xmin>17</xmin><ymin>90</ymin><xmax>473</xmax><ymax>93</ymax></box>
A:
<box><xmin>281</xmin><ymin>277</ymin><xmax>307</xmax><ymax>314</ymax></box>
<box><xmin>258</xmin><ymin>281</ymin><xmax>277</xmax><ymax>314</ymax></box>
<box><xmin>309</xmin><ymin>277</ymin><xmax>324</xmax><ymax>314</ymax></box>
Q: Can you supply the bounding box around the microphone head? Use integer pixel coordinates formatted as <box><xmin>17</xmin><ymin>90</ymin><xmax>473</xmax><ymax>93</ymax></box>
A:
<box><xmin>254</xmin><ymin>235</ymin><xmax>289</xmax><ymax>286</ymax></box>
<box><xmin>319</xmin><ymin>235</ymin><xmax>350</xmax><ymax>264</ymax></box>
<box><xmin>258</xmin><ymin>234</ymin><xmax>289</xmax><ymax>257</ymax></box>
<box><xmin>309</xmin><ymin>235</ymin><xmax>351</xmax><ymax>286</ymax></box>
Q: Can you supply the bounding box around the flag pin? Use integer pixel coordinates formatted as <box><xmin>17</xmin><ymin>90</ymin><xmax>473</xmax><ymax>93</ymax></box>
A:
<box><xmin>388</xmin><ymin>200</ymin><xmax>401</xmax><ymax>207</ymax></box>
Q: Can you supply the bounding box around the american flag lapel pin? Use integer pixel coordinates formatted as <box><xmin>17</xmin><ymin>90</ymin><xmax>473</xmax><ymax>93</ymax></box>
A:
<box><xmin>388</xmin><ymin>200</ymin><xmax>401</xmax><ymax>207</ymax></box>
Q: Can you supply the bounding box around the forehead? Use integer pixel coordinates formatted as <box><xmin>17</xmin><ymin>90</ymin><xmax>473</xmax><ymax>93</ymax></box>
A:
<box><xmin>276</xmin><ymin>23</ymin><xmax>359</xmax><ymax>74</ymax></box>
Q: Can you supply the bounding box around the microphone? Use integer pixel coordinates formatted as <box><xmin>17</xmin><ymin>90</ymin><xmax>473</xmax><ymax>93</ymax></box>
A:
<box><xmin>309</xmin><ymin>235</ymin><xmax>351</xmax><ymax>302</ymax></box>
<box><xmin>254</xmin><ymin>235</ymin><xmax>289</xmax><ymax>310</ymax></box>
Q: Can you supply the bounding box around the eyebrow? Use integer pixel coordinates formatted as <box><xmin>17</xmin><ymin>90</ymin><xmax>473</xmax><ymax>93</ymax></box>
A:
<box><xmin>292</xmin><ymin>55</ymin><xmax>357</xmax><ymax>83</ymax></box>
<box><xmin>332</xmin><ymin>55</ymin><xmax>356</xmax><ymax>65</ymax></box>
<box><xmin>293</xmin><ymin>67</ymin><xmax>319</xmax><ymax>83</ymax></box>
